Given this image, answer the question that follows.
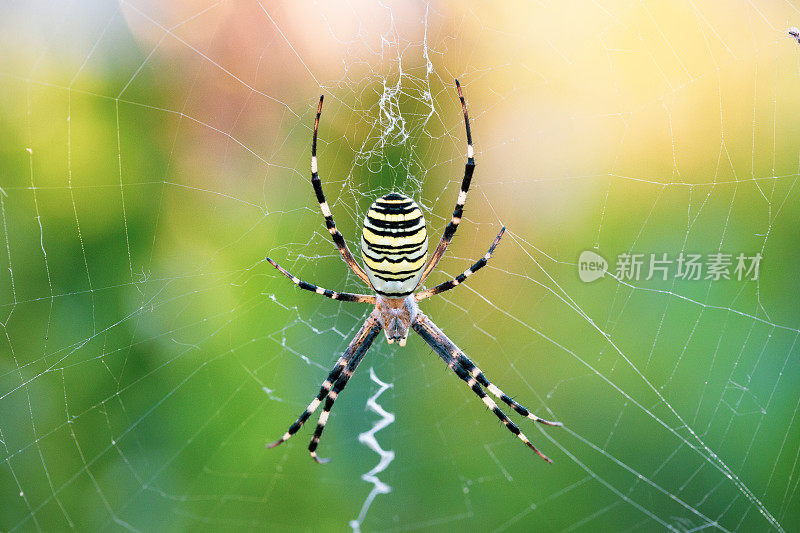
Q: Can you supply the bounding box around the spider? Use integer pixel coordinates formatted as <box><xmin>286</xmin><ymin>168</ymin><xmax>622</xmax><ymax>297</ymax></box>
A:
<box><xmin>267</xmin><ymin>80</ymin><xmax>561</xmax><ymax>463</ymax></box>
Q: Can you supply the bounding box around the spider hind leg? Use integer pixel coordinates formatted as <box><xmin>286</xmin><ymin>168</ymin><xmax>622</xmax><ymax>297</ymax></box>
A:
<box><xmin>454</xmin><ymin>363</ymin><xmax>553</xmax><ymax>463</ymax></box>
<box><xmin>412</xmin><ymin>313</ymin><xmax>560</xmax><ymax>462</ymax></box>
<box><xmin>267</xmin><ymin>313</ymin><xmax>382</xmax><ymax>457</ymax></box>
<box><xmin>457</xmin><ymin>354</ymin><xmax>562</xmax><ymax>427</ymax></box>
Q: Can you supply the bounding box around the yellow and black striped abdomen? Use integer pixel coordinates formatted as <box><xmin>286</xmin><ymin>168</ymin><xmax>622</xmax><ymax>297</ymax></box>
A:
<box><xmin>361</xmin><ymin>193</ymin><xmax>428</xmax><ymax>297</ymax></box>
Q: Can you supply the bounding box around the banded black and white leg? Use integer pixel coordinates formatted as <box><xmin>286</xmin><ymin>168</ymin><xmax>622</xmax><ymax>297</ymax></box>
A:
<box><xmin>307</xmin><ymin>343</ymin><xmax>370</xmax><ymax>463</ymax></box>
<box><xmin>414</xmin><ymin>227</ymin><xmax>559</xmax><ymax>424</ymax></box>
<box><xmin>416</xmin><ymin>226</ymin><xmax>505</xmax><ymax>301</ymax></box>
<box><xmin>418</xmin><ymin>79</ymin><xmax>476</xmax><ymax>284</ymax></box>
<box><xmin>453</xmin><ymin>348</ymin><xmax>561</xmax><ymax>428</ymax></box>
<box><xmin>412</xmin><ymin>313</ymin><xmax>559</xmax><ymax>462</ymax></box>
<box><xmin>310</xmin><ymin>95</ymin><xmax>374</xmax><ymax>289</ymax></box>
<box><xmin>266</xmin><ymin>358</ymin><xmax>345</xmax><ymax>449</ymax></box>
<box><xmin>268</xmin><ymin>313</ymin><xmax>382</xmax><ymax>451</ymax></box>
<box><xmin>266</xmin><ymin>257</ymin><xmax>375</xmax><ymax>303</ymax></box>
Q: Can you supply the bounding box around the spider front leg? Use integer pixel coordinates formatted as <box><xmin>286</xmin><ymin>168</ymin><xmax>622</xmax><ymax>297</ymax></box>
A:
<box><xmin>268</xmin><ymin>312</ymin><xmax>381</xmax><ymax>452</ymax></box>
<box><xmin>310</xmin><ymin>95</ymin><xmax>374</xmax><ymax>288</ymax></box>
<box><xmin>418</xmin><ymin>79</ymin><xmax>476</xmax><ymax>285</ymax></box>
<box><xmin>412</xmin><ymin>313</ymin><xmax>560</xmax><ymax>462</ymax></box>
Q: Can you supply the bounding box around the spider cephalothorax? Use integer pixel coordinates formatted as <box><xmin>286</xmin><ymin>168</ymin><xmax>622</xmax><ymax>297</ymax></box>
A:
<box><xmin>374</xmin><ymin>294</ymin><xmax>417</xmax><ymax>346</ymax></box>
<box><xmin>266</xmin><ymin>81</ymin><xmax>561</xmax><ymax>464</ymax></box>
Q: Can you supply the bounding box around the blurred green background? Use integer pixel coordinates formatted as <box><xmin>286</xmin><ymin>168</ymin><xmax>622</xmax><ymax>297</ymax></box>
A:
<box><xmin>1</xmin><ymin>1</ymin><xmax>799</xmax><ymax>531</ymax></box>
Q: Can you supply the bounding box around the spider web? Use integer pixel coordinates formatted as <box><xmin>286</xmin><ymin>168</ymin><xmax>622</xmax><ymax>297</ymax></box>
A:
<box><xmin>1</xmin><ymin>0</ymin><xmax>799</xmax><ymax>531</ymax></box>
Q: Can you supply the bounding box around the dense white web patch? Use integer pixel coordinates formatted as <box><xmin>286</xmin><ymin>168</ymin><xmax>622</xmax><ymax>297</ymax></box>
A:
<box><xmin>1</xmin><ymin>1</ymin><xmax>799</xmax><ymax>531</ymax></box>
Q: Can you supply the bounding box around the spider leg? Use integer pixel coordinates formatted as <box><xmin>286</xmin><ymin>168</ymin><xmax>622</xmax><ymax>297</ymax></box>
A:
<box><xmin>266</xmin><ymin>357</ymin><xmax>348</xmax><ymax>449</ymax></box>
<box><xmin>266</xmin><ymin>257</ymin><xmax>376</xmax><ymax>304</ymax></box>
<box><xmin>310</xmin><ymin>95</ymin><xmax>374</xmax><ymax>288</ymax></box>
<box><xmin>308</xmin><ymin>395</ymin><xmax>336</xmax><ymax>464</ymax></box>
<box><xmin>453</xmin><ymin>348</ymin><xmax>562</xmax><ymax>427</ymax></box>
<box><xmin>307</xmin><ymin>346</ymin><xmax>368</xmax><ymax>463</ymax></box>
<box><xmin>418</xmin><ymin>79</ymin><xmax>475</xmax><ymax>285</ymax></box>
<box><xmin>412</xmin><ymin>313</ymin><xmax>557</xmax><ymax>462</ymax></box>
<box><xmin>421</xmin><ymin>311</ymin><xmax>561</xmax><ymax>425</ymax></box>
<box><xmin>415</xmin><ymin>227</ymin><xmax>505</xmax><ymax>301</ymax></box>
<box><xmin>268</xmin><ymin>312</ymin><xmax>381</xmax><ymax>449</ymax></box>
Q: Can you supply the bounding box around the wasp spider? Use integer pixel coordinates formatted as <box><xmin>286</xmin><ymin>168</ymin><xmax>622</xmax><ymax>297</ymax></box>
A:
<box><xmin>267</xmin><ymin>81</ymin><xmax>561</xmax><ymax>463</ymax></box>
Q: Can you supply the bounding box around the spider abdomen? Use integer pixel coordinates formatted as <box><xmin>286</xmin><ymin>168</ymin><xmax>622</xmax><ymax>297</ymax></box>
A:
<box><xmin>360</xmin><ymin>193</ymin><xmax>428</xmax><ymax>297</ymax></box>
